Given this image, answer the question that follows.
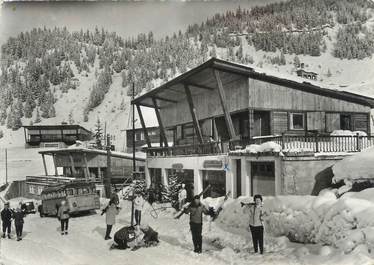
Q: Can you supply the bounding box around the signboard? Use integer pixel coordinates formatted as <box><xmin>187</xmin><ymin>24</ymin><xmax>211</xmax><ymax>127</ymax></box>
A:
<box><xmin>172</xmin><ymin>163</ymin><xmax>184</xmax><ymax>170</ymax></box>
<box><xmin>203</xmin><ymin>160</ymin><xmax>223</xmax><ymax>169</ymax></box>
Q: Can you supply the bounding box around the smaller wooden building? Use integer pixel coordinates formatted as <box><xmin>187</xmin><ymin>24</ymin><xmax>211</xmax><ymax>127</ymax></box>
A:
<box><xmin>26</xmin><ymin>147</ymin><xmax>145</xmax><ymax>198</ymax></box>
<box><xmin>23</xmin><ymin>124</ymin><xmax>92</xmax><ymax>148</ymax></box>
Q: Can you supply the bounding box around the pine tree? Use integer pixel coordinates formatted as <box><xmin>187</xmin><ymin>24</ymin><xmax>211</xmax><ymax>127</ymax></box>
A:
<box><xmin>94</xmin><ymin>117</ymin><xmax>103</xmax><ymax>149</ymax></box>
<box><xmin>34</xmin><ymin>108</ymin><xmax>41</xmax><ymax>123</ymax></box>
<box><xmin>166</xmin><ymin>173</ymin><xmax>182</xmax><ymax>208</ymax></box>
<box><xmin>293</xmin><ymin>55</ymin><xmax>301</xmax><ymax>68</ymax></box>
<box><xmin>68</xmin><ymin>111</ymin><xmax>75</xmax><ymax>125</ymax></box>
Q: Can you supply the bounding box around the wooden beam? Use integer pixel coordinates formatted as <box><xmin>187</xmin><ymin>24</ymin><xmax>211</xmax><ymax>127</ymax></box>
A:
<box><xmin>152</xmin><ymin>98</ymin><xmax>169</xmax><ymax>147</ymax></box>
<box><xmin>83</xmin><ymin>153</ymin><xmax>90</xmax><ymax>182</ymax></box>
<box><xmin>136</xmin><ymin>104</ymin><xmax>152</xmax><ymax>148</ymax></box>
<box><xmin>153</xmin><ymin>95</ymin><xmax>178</xmax><ymax>104</ymax></box>
<box><xmin>42</xmin><ymin>154</ymin><xmax>48</xmax><ymax>176</ymax></box>
<box><xmin>213</xmin><ymin>69</ymin><xmax>236</xmax><ymax>139</ymax></box>
<box><xmin>184</xmin><ymin>84</ymin><xmax>203</xmax><ymax>144</ymax></box>
<box><xmin>185</xmin><ymin>82</ymin><xmax>215</xmax><ymax>91</ymax></box>
<box><xmin>248</xmin><ymin>109</ymin><xmax>254</xmax><ymax>138</ymax></box>
<box><xmin>69</xmin><ymin>154</ymin><xmax>76</xmax><ymax>177</ymax></box>
<box><xmin>52</xmin><ymin>154</ymin><xmax>58</xmax><ymax>176</ymax></box>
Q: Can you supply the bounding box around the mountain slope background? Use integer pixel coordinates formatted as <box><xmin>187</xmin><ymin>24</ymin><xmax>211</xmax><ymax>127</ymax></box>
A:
<box><xmin>0</xmin><ymin>0</ymin><xmax>374</xmax><ymax>150</ymax></box>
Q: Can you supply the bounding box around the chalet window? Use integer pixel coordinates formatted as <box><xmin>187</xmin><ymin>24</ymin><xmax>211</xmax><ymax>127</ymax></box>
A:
<box><xmin>135</xmin><ymin>132</ymin><xmax>143</xmax><ymax>141</ymax></box>
<box><xmin>340</xmin><ymin>114</ymin><xmax>351</xmax><ymax>130</ymax></box>
<box><xmin>289</xmin><ymin>113</ymin><xmax>305</xmax><ymax>130</ymax></box>
<box><xmin>182</xmin><ymin>124</ymin><xmax>195</xmax><ymax>138</ymax></box>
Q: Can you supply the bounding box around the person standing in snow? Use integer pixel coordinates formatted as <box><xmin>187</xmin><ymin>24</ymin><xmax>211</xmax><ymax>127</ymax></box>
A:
<box><xmin>102</xmin><ymin>199</ymin><xmax>120</xmax><ymax>240</ymax></box>
<box><xmin>178</xmin><ymin>184</ymin><xmax>187</xmax><ymax>210</ymax></box>
<box><xmin>183</xmin><ymin>195</ymin><xmax>210</xmax><ymax>253</ymax></box>
<box><xmin>134</xmin><ymin>192</ymin><xmax>145</xmax><ymax>226</ymax></box>
<box><xmin>241</xmin><ymin>194</ymin><xmax>266</xmax><ymax>255</ymax></box>
<box><xmin>57</xmin><ymin>200</ymin><xmax>70</xmax><ymax>235</ymax></box>
<box><xmin>13</xmin><ymin>205</ymin><xmax>25</xmax><ymax>241</ymax></box>
<box><xmin>1</xmin><ymin>202</ymin><xmax>13</xmax><ymax>239</ymax></box>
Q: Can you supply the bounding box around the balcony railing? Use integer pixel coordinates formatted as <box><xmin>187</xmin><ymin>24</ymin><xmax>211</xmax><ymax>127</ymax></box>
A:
<box><xmin>229</xmin><ymin>133</ymin><xmax>374</xmax><ymax>153</ymax></box>
<box><xmin>146</xmin><ymin>133</ymin><xmax>374</xmax><ymax>157</ymax></box>
<box><xmin>146</xmin><ymin>141</ymin><xmax>227</xmax><ymax>157</ymax></box>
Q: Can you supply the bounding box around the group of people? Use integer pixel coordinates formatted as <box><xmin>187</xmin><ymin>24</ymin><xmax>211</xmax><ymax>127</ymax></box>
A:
<box><xmin>1</xmin><ymin>201</ymin><xmax>26</xmax><ymax>241</ymax></box>
<box><xmin>182</xmin><ymin>192</ymin><xmax>267</xmax><ymax>254</ymax></box>
<box><xmin>1</xmin><ymin>187</ymin><xmax>267</xmax><ymax>255</ymax></box>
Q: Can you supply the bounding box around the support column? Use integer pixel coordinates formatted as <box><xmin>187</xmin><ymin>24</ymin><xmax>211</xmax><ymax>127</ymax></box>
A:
<box><xmin>228</xmin><ymin>159</ymin><xmax>236</xmax><ymax>198</ymax></box>
<box><xmin>152</xmin><ymin>98</ymin><xmax>168</xmax><ymax>147</ymax></box>
<box><xmin>136</xmin><ymin>104</ymin><xmax>152</xmax><ymax>148</ymax></box>
<box><xmin>184</xmin><ymin>84</ymin><xmax>203</xmax><ymax>144</ymax></box>
<box><xmin>42</xmin><ymin>154</ymin><xmax>48</xmax><ymax>176</ymax></box>
<box><xmin>241</xmin><ymin>158</ymin><xmax>251</xmax><ymax>197</ymax></box>
<box><xmin>145</xmin><ymin>165</ymin><xmax>151</xmax><ymax>188</ymax></box>
<box><xmin>83</xmin><ymin>153</ymin><xmax>90</xmax><ymax>181</ymax></box>
<box><xmin>213</xmin><ymin>69</ymin><xmax>236</xmax><ymax>140</ymax></box>
<box><xmin>248</xmin><ymin>109</ymin><xmax>254</xmax><ymax>138</ymax></box>
<box><xmin>52</xmin><ymin>154</ymin><xmax>58</xmax><ymax>176</ymax></box>
<box><xmin>161</xmin><ymin>168</ymin><xmax>169</xmax><ymax>187</ymax></box>
<box><xmin>193</xmin><ymin>169</ymin><xmax>203</xmax><ymax>195</ymax></box>
<box><xmin>69</xmin><ymin>154</ymin><xmax>76</xmax><ymax>177</ymax></box>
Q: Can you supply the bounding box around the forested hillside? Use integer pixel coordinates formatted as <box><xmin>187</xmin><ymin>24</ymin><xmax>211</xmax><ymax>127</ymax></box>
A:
<box><xmin>0</xmin><ymin>0</ymin><xmax>373</xmax><ymax>144</ymax></box>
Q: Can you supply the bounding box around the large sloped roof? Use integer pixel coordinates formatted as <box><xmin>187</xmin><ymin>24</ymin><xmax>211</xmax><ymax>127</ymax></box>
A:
<box><xmin>132</xmin><ymin>57</ymin><xmax>374</xmax><ymax>109</ymax></box>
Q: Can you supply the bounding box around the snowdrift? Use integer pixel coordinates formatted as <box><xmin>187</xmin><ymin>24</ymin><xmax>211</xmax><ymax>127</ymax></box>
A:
<box><xmin>215</xmin><ymin>188</ymin><xmax>374</xmax><ymax>255</ymax></box>
<box><xmin>332</xmin><ymin>146</ymin><xmax>374</xmax><ymax>183</ymax></box>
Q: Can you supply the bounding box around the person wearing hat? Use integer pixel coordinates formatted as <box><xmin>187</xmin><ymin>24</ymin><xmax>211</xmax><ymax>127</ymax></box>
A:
<box><xmin>183</xmin><ymin>195</ymin><xmax>210</xmax><ymax>253</ymax></box>
<box><xmin>178</xmin><ymin>184</ymin><xmax>187</xmax><ymax>210</ymax></box>
<box><xmin>1</xmin><ymin>202</ymin><xmax>13</xmax><ymax>239</ymax></box>
<box><xmin>13</xmin><ymin>205</ymin><xmax>25</xmax><ymax>241</ymax></box>
<box><xmin>134</xmin><ymin>192</ymin><xmax>145</xmax><ymax>226</ymax></box>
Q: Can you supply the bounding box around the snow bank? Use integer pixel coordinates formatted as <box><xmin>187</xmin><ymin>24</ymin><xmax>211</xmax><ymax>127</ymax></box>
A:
<box><xmin>216</xmin><ymin>188</ymin><xmax>374</xmax><ymax>255</ymax></box>
<box><xmin>330</xmin><ymin>130</ymin><xmax>367</xmax><ymax>136</ymax></box>
<box><xmin>230</xmin><ymin>141</ymin><xmax>282</xmax><ymax>155</ymax></box>
<box><xmin>332</xmin><ymin>146</ymin><xmax>374</xmax><ymax>183</ymax></box>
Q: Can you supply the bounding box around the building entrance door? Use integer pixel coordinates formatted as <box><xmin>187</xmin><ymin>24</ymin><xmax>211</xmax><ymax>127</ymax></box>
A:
<box><xmin>251</xmin><ymin>162</ymin><xmax>275</xmax><ymax>196</ymax></box>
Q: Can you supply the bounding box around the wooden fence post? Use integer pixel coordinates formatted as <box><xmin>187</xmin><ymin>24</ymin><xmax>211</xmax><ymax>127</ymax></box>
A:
<box><xmin>315</xmin><ymin>133</ymin><xmax>319</xmax><ymax>153</ymax></box>
<box><xmin>356</xmin><ymin>133</ymin><xmax>361</xmax><ymax>152</ymax></box>
<box><xmin>281</xmin><ymin>133</ymin><xmax>285</xmax><ymax>150</ymax></box>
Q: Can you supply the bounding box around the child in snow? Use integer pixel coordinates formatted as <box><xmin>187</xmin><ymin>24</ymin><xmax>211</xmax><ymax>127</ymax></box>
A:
<box><xmin>183</xmin><ymin>195</ymin><xmax>210</xmax><ymax>253</ymax></box>
<box><xmin>178</xmin><ymin>184</ymin><xmax>187</xmax><ymax>210</ymax></box>
<box><xmin>134</xmin><ymin>192</ymin><xmax>145</xmax><ymax>226</ymax></box>
<box><xmin>1</xmin><ymin>202</ymin><xmax>13</xmax><ymax>239</ymax></box>
<box><xmin>102</xmin><ymin>199</ymin><xmax>120</xmax><ymax>240</ymax></box>
<box><xmin>57</xmin><ymin>200</ymin><xmax>70</xmax><ymax>235</ymax></box>
<box><xmin>241</xmin><ymin>194</ymin><xmax>267</xmax><ymax>255</ymax></box>
<box><xmin>13</xmin><ymin>205</ymin><xmax>25</xmax><ymax>241</ymax></box>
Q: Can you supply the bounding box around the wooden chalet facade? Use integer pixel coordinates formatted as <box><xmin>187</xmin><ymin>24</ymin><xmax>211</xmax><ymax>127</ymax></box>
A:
<box><xmin>132</xmin><ymin>58</ymin><xmax>374</xmax><ymax>198</ymax></box>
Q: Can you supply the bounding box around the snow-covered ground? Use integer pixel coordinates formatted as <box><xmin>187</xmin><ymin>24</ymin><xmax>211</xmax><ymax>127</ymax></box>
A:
<box><xmin>2</xmin><ymin>189</ymin><xmax>374</xmax><ymax>265</ymax></box>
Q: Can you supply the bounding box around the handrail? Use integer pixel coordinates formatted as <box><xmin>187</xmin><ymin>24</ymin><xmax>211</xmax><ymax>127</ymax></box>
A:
<box><xmin>146</xmin><ymin>134</ymin><xmax>374</xmax><ymax>157</ymax></box>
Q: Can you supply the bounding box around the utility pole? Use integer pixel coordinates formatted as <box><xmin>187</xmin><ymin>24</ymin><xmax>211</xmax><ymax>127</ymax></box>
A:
<box><xmin>105</xmin><ymin>134</ymin><xmax>112</xmax><ymax>199</ymax></box>
<box><xmin>5</xmin><ymin>149</ymin><xmax>8</xmax><ymax>185</ymax></box>
<box><xmin>131</xmin><ymin>82</ymin><xmax>136</xmax><ymax>226</ymax></box>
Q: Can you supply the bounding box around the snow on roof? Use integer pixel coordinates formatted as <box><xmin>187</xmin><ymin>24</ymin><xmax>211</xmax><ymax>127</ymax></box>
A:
<box><xmin>332</xmin><ymin>146</ymin><xmax>374</xmax><ymax>183</ymax></box>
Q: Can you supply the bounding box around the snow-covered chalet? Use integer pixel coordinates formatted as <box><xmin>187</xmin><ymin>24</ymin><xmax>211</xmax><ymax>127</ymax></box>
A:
<box><xmin>132</xmin><ymin>58</ymin><xmax>374</xmax><ymax>199</ymax></box>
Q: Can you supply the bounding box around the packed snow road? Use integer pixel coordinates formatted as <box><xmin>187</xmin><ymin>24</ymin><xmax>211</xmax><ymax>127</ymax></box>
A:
<box><xmin>0</xmin><ymin>199</ymin><xmax>302</xmax><ymax>265</ymax></box>
<box><xmin>2</xmin><ymin>194</ymin><xmax>374</xmax><ymax>265</ymax></box>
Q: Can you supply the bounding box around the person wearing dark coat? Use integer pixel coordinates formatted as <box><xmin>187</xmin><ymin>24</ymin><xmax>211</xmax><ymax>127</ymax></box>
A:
<box><xmin>57</xmin><ymin>200</ymin><xmax>70</xmax><ymax>235</ymax></box>
<box><xmin>184</xmin><ymin>195</ymin><xmax>210</xmax><ymax>253</ymax></box>
<box><xmin>1</xmin><ymin>202</ymin><xmax>13</xmax><ymax>239</ymax></box>
<box><xmin>13</xmin><ymin>207</ymin><xmax>25</xmax><ymax>241</ymax></box>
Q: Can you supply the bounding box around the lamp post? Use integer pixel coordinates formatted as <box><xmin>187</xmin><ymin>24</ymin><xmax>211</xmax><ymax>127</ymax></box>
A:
<box><xmin>131</xmin><ymin>82</ymin><xmax>136</xmax><ymax>226</ymax></box>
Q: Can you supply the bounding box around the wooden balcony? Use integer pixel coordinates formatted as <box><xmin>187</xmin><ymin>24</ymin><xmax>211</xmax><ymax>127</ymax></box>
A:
<box><xmin>146</xmin><ymin>134</ymin><xmax>374</xmax><ymax>157</ymax></box>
